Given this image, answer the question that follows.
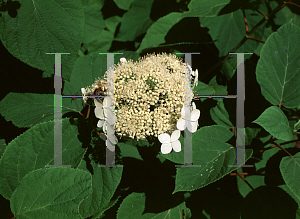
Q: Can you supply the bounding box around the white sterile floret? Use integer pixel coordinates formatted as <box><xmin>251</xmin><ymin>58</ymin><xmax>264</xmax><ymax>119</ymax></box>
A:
<box><xmin>81</xmin><ymin>88</ymin><xmax>88</xmax><ymax>102</ymax></box>
<box><xmin>94</xmin><ymin>97</ymin><xmax>118</xmax><ymax>144</ymax></box>
<box><xmin>187</xmin><ymin>64</ymin><xmax>198</xmax><ymax>89</ymax></box>
<box><xmin>94</xmin><ymin>97</ymin><xmax>115</xmax><ymax>130</ymax></box>
<box><xmin>192</xmin><ymin>69</ymin><xmax>198</xmax><ymax>88</ymax></box>
<box><xmin>120</xmin><ymin>58</ymin><xmax>127</xmax><ymax>63</ymax></box>
<box><xmin>176</xmin><ymin>102</ymin><xmax>200</xmax><ymax>133</ymax></box>
<box><xmin>158</xmin><ymin>130</ymin><xmax>181</xmax><ymax>154</ymax></box>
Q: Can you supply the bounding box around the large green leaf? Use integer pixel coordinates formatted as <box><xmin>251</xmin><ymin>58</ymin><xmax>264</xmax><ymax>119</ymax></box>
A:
<box><xmin>0</xmin><ymin>119</ymin><xmax>86</xmax><ymax>200</ymax></box>
<box><xmin>253</xmin><ymin>106</ymin><xmax>294</xmax><ymax>141</ymax></box>
<box><xmin>81</xmin><ymin>0</ymin><xmax>105</xmax><ymax>8</ymax></box>
<box><xmin>200</xmin><ymin>9</ymin><xmax>264</xmax><ymax>57</ymax></box>
<box><xmin>82</xmin><ymin>4</ymin><xmax>105</xmax><ymax>44</ymax></box>
<box><xmin>115</xmin><ymin>0</ymin><xmax>154</xmax><ymax>42</ymax></box>
<box><xmin>256</xmin><ymin>20</ymin><xmax>300</xmax><ymax>108</ymax></box>
<box><xmin>280</xmin><ymin>152</ymin><xmax>300</xmax><ymax>202</ymax></box>
<box><xmin>0</xmin><ymin>0</ymin><xmax>84</xmax><ymax>81</ymax></box>
<box><xmin>137</xmin><ymin>12</ymin><xmax>182</xmax><ymax>54</ymax></box>
<box><xmin>117</xmin><ymin>192</ymin><xmax>191</xmax><ymax>219</ymax></box>
<box><xmin>77</xmin><ymin>159</ymin><xmax>123</xmax><ymax>218</ymax></box>
<box><xmin>0</xmin><ymin>93</ymin><xmax>80</xmax><ymax>127</ymax></box>
<box><xmin>182</xmin><ymin>0</ymin><xmax>230</xmax><ymax>18</ymax></box>
<box><xmin>162</xmin><ymin>125</ymin><xmax>253</xmax><ymax>193</ymax></box>
<box><xmin>10</xmin><ymin>167</ymin><xmax>92</xmax><ymax>219</ymax></box>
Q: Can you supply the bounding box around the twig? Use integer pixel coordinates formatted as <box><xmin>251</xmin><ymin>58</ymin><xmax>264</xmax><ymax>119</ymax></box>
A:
<box><xmin>272</xmin><ymin>141</ymin><xmax>294</xmax><ymax>158</ymax></box>
<box><xmin>246</xmin><ymin>36</ymin><xmax>265</xmax><ymax>43</ymax></box>
<box><xmin>242</xmin><ymin>9</ymin><xmax>249</xmax><ymax>33</ymax></box>
<box><xmin>285</xmin><ymin>1</ymin><xmax>300</xmax><ymax>8</ymax></box>
<box><xmin>235</xmin><ymin>172</ymin><xmax>254</xmax><ymax>190</ymax></box>
<box><xmin>260</xmin><ymin>139</ymin><xmax>300</xmax><ymax>153</ymax></box>
<box><xmin>230</xmin><ymin>172</ymin><xmax>265</xmax><ymax>176</ymax></box>
<box><xmin>255</xmin><ymin>9</ymin><xmax>267</xmax><ymax>18</ymax></box>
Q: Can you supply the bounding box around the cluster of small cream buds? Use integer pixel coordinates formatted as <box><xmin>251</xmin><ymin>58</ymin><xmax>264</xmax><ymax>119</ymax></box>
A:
<box><xmin>82</xmin><ymin>53</ymin><xmax>196</xmax><ymax>140</ymax></box>
<box><xmin>109</xmin><ymin>53</ymin><xmax>194</xmax><ymax>140</ymax></box>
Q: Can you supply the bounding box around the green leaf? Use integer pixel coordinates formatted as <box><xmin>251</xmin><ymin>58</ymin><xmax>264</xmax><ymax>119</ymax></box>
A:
<box><xmin>117</xmin><ymin>192</ymin><xmax>191</xmax><ymax>219</ymax></box>
<box><xmin>236</xmin><ymin>174</ymin><xmax>265</xmax><ymax>198</ymax></box>
<box><xmin>200</xmin><ymin>9</ymin><xmax>264</xmax><ymax>57</ymax></box>
<box><xmin>210</xmin><ymin>100</ymin><xmax>233</xmax><ymax>128</ymax></box>
<box><xmin>86</xmin><ymin>30</ymin><xmax>115</xmax><ymax>53</ymax></box>
<box><xmin>105</xmin><ymin>16</ymin><xmax>122</xmax><ymax>33</ymax></box>
<box><xmin>0</xmin><ymin>0</ymin><xmax>84</xmax><ymax>81</ymax></box>
<box><xmin>118</xmin><ymin>141</ymin><xmax>143</xmax><ymax>161</ymax></box>
<box><xmin>220</xmin><ymin>57</ymin><xmax>239</xmax><ymax>81</ymax></box>
<box><xmin>244</xmin><ymin>127</ymin><xmax>261</xmax><ymax>146</ymax></box>
<box><xmin>256</xmin><ymin>20</ymin><xmax>300</xmax><ymax>108</ymax></box>
<box><xmin>81</xmin><ymin>0</ymin><xmax>105</xmax><ymax>8</ymax></box>
<box><xmin>77</xmin><ymin>159</ymin><xmax>123</xmax><ymax>218</ymax></box>
<box><xmin>10</xmin><ymin>167</ymin><xmax>92</xmax><ymax>219</ymax></box>
<box><xmin>114</xmin><ymin>0</ymin><xmax>135</xmax><ymax>10</ymax></box>
<box><xmin>82</xmin><ymin>4</ymin><xmax>105</xmax><ymax>44</ymax></box>
<box><xmin>182</xmin><ymin>0</ymin><xmax>230</xmax><ymax>18</ymax></box>
<box><xmin>254</xmin><ymin>135</ymin><xmax>295</xmax><ymax>173</ymax></box>
<box><xmin>115</xmin><ymin>0</ymin><xmax>154</xmax><ymax>42</ymax></box>
<box><xmin>280</xmin><ymin>152</ymin><xmax>300</xmax><ymax>202</ymax></box>
<box><xmin>0</xmin><ymin>93</ymin><xmax>80</xmax><ymax>128</ymax></box>
<box><xmin>92</xmin><ymin>195</ymin><xmax>121</xmax><ymax>219</ymax></box>
<box><xmin>63</xmin><ymin>53</ymin><xmax>108</xmax><ymax>95</ymax></box>
<box><xmin>169</xmin><ymin>125</ymin><xmax>253</xmax><ymax>193</ymax></box>
<box><xmin>295</xmin><ymin>120</ymin><xmax>300</xmax><ymax>131</ymax></box>
<box><xmin>137</xmin><ymin>12</ymin><xmax>182</xmax><ymax>54</ymax></box>
<box><xmin>252</xmin><ymin>106</ymin><xmax>294</xmax><ymax>141</ymax></box>
<box><xmin>193</xmin><ymin>76</ymin><xmax>227</xmax><ymax>96</ymax></box>
<box><xmin>0</xmin><ymin>119</ymin><xmax>86</xmax><ymax>200</ymax></box>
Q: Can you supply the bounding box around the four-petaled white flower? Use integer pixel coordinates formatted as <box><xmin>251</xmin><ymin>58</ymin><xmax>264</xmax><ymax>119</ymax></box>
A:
<box><xmin>176</xmin><ymin>102</ymin><xmax>200</xmax><ymax>133</ymax></box>
<box><xmin>94</xmin><ymin>97</ymin><xmax>115</xmax><ymax>131</ymax></box>
<box><xmin>94</xmin><ymin>96</ymin><xmax>117</xmax><ymax>144</ymax></box>
<box><xmin>158</xmin><ymin>130</ymin><xmax>181</xmax><ymax>154</ymax></box>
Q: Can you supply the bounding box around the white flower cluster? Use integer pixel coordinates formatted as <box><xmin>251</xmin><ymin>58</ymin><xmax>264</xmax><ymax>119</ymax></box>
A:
<box><xmin>158</xmin><ymin>102</ymin><xmax>200</xmax><ymax>154</ymax></box>
<box><xmin>81</xmin><ymin>53</ymin><xmax>200</xmax><ymax>154</ymax></box>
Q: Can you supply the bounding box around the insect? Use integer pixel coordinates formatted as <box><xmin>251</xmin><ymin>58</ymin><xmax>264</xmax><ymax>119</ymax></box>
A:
<box><xmin>93</xmin><ymin>81</ymin><xmax>105</xmax><ymax>96</ymax></box>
